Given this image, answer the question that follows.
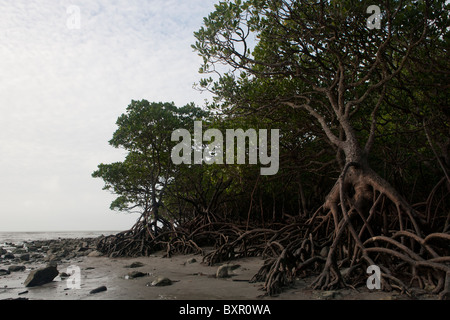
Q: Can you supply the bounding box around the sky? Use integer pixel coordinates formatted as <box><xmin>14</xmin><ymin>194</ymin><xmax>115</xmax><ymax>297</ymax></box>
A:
<box><xmin>0</xmin><ymin>0</ymin><xmax>218</xmax><ymax>232</ymax></box>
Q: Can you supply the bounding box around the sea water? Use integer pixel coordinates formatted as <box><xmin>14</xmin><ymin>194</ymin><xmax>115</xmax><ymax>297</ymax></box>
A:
<box><xmin>0</xmin><ymin>231</ymin><xmax>118</xmax><ymax>245</ymax></box>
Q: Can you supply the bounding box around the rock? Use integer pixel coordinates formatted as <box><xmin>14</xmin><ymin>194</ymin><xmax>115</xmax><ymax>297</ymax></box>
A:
<box><xmin>4</xmin><ymin>253</ymin><xmax>15</xmax><ymax>259</ymax></box>
<box><xmin>149</xmin><ymin>276</ymin><xmax>172</xmax><ymax>286</ymax></box>
<box><xmin>44</xmin><ymin>253</ymin><xmax>58</xmax><ymax>262</ymax></box>
<box><xmin>186</xmin><ymin>258</ymin><xmax>197</xmax><ymax>264</ymax></box>
<box><xmin>125</xmin><ymin>262</ymin><xmax>144</xmax><ymax>268</ymax></box>
<box><xmin>216</xmin><ymin>264</ymin><xmax>240</xmax><ymax>278</ymax></box>
<box><xmin>20</xmin><ymin>253</ymin><xmax>30</xmax><ymax>261</ymax></box>
<box><xmin>126</xmin><ymin>271</ymin><xmax>147</xmax><ymax>279</ymax></box>
<box><xmin>13</xmin><ymin>248</ymin><xmax>26</xmax><ymax>255</ymax></box>
<box><xmin>319</xmin><ymin>246</ymin><xmax>329</xmax><ymax>258</ymax></box>
<box><xmin>318</xmin><ymin>291</ymin><xmax>341</xmax><ymax>300</ymax></box>
<box><xmin>0</xmin><ymin>269</ymin><xmax>10</xmax><ymax>276</ymax></box>
<box><xmin>8</xmin><ymin>265</ymin><xmax>26</xmax><ymax>272</ymax></box>
<box><xmin>24</xmin><ymin>265</ymin><xmax>59</xmax><ymax>287</ymax></box>
<box><xmin>59</xmin><ymin>272</ymin><xmax>70</xmax><ymax>278</ymax></box>
<box><xmin>90</xmin><ymin>286</ymin><xmax>107</xmax><ymax>294</ymax></box>
<box><xmin>87</xmin><ymin>250</ymin><xmax>103</xmax><ymax>257</ymax></box>
<box><xmin>0</xmin><ymin>248</ymin><xmax>7</xmax><ymax>255</ymax></box>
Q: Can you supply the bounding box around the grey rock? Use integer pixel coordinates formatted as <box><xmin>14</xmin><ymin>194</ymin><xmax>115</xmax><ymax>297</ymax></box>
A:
<box><xmin>24</xmin><ymin>265</ymin><xmax>59</xmax><ymax>287</ymax></box>
<box><xmin>87</xmin><ymin>250</ymin><xmax>103</xmax><ymax>257</ymax></box>
<box><xmin>125</xmin><ymin>262</ymin><xmax>144</xmax><ymax>268</ymax></box>
<box><xmin>20</xmin><ymin>253</ymin><xmax>30</xmax><ymax>261</ymax></box>
<box><xmin>319</xmin><ymin>246</ymin><xmax>329</xmax><ymax>258</ymax></box>
<box><xmin>318</xmin><ymin>290</ymin><xmax>341</xmax><ymax>300</ymax></box>
<box><xmin>8</xmin><ymin>265</ymin><xmax>26</xmax><ymax>272</ymax></box>
<box><xmin>150</xmin><ymin>276</ymin><xmax>172</xmax><ymax>286</ymax></box>
<box><xmin>90</xmin><ymin>286</ymin><xmax>107</xmax><ymax>294</ymax></box>
<box><xmin>126</xmin><ymin>271</ymin><xmax>147</xmax><ymax>279</ymax></box>
<box><xmin>4</xmin><ymin>253</ymin><xmax>15</xmax><ymax>259</ymax></box>
<box><xmin>44</xmin><ymin>254</ymin><xmax>58</xmax><ymax>262</ymax></box>
<box><xmin>13</xmin><ymin>248</ymin><xmax>26</xmax><ymax>255</ymax></box>
<box><xmin>216</xmin><ymin>264</ymin><xmax>240</xmax><ymax>278</ymax></box>
<box><xmin>0</xmin><ymin>269</ymin><xmax>10</xmax><ymax>276</ymax></box>
<box><xmin>186</xmin><ymin>258</ymin><xmax>197</xmax><ymax>264</ymax></box>
<box><xmin>0</xmin><ymin>248</ymin><xmax>7</xmax><ymax>255</ymax></box>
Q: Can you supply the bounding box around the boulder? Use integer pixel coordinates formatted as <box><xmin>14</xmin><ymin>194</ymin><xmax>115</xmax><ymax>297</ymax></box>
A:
<box><xmin>24</xmin><ymin>265</ymin><xmax>59</xmax><ymax>287</ymax></box>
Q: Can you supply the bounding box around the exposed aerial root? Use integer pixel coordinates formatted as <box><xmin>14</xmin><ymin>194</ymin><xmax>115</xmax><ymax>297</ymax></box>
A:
<box><xmin>96</xmin><ymin>170</ymin><xmax>449</xmax><ymax>297</ymax></box>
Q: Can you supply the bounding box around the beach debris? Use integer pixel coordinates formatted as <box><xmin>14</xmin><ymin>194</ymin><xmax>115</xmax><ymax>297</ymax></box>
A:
<box><xmin>8</xmin><ymin>265</ymin><xmax>26</xmax><ymax>272</ymax></box>
<box><xmin>148</xmin><ymin>276</ymin><xmax>173</xmax><ymax>287</ymax></box>
<box><xmin>89</xmin><ymin>286</ymin><xmax>107</xmax><ymax>294</ymax></box>
<box><xmin>18</xmin><ymin>290</ymin><xmax>28</xmax><ymax>296</ymax></box>
<box><xmin>216</xmin><ymin>264</ymin><xmax>240</xmax><ymax>278</ymax></box>
<box><xmin>24</xmin><ymin>265</ymin><xmax>59</xmax><ymax>287</ymax></box>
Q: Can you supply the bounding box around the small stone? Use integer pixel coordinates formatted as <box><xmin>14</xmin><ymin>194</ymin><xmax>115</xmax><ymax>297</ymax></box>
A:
<box><xmin>20</xmin><ymin>253</ymin><xmax>30</xmax><ymax>261</ymax></box>
<box><xmin>4</xmin><ymin>253</ymin><xmax>15</xmax><ymax>259</ymax></box>
<box><xmin>319</xmin><ymin>291</ymin><xmax>341</xmax><ymax>300</ymax></box>
<box><xmin>0</xmin><ymin>269</ymin><xmax>10</xmax><ymax>276</ymax></box>
<box><xmin>8</xmin><ymin>265</ymin><xmax>26</xmax><ymax>272</ymax></box>
<box><xmin>319</xmin><ymin>246</ymin><xmax>329</xmax><ymax>258</ymax></box>
<box><xmin>125</xmin><ymin>262</ymin><xmax>144</xmax><ymax>268</ymax></box>
<box><xmin>87</xmin><ymin>250</ymin><xmax>103</xmax><ymax>257</ymax></box>
<box><xmin>186</xmin><ymin>258</ymin><xmax>197</xmax><ymax>264</ymax></box>
<box><xmin>89</xmin><ymin>286</ymin><xmax>107</xmax><ymax>294</ymax></box>
<box><xmin>150</xmin><ymin>276</ymin><xmax>172</xmax><ymax>286</ymax></box>
<box><xmin>127</xmin><ymin>271</ymin><xmax>147</xmax><ymax>279</ymax></box>
<box><xmin>216</xmin><ymin>264</ymin><xmax>240</xmax><ymax>278</ymax></box>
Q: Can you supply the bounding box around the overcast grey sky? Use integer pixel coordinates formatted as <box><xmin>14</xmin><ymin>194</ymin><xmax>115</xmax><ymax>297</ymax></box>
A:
<box><xmin>0</xmin><ymin>0</ymin><xmax>217</xmax><ymax>231</ymax></box>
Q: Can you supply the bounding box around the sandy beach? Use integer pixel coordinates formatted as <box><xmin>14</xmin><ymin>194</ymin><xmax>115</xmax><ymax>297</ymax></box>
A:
<box><xmin>0</xmin><ymin>237</ymin><xmax>442</xmax><ymax>301</ymax></box>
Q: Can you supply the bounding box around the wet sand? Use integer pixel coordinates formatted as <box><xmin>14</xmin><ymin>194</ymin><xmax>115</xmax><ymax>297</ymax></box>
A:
<box><xmin>1</xmin><ymin>248</ymin><xmax>440</xmax><ymax>300</ymax></box>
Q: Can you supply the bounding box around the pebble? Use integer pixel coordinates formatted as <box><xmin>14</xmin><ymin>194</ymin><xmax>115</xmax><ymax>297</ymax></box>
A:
<box><xmin>90</xmin><ymin>286</ymin><xmax>107</xmax><ymax>294</ymax></box>
<box><xmin>149</xmin><ymin>276</ymin><xmax>173</xmax><ymax>287</ymax></box>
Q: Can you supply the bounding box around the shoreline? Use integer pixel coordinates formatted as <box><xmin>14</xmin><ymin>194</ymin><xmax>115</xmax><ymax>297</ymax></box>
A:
<box><xmin>0</xmin><ymin>237</ymin><xmax>441</xmax><ymax>300</ymax></box>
